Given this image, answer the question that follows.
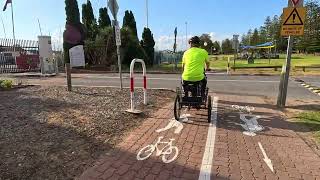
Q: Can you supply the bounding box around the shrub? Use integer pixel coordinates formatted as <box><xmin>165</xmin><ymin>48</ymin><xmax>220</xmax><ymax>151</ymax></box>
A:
<box><xmin>0</xmin><ymin>79</ymin><xmax>13</xmax><ymax>89</ymax></box>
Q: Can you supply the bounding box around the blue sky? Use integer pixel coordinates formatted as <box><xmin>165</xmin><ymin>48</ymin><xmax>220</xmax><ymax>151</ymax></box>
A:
<box><xmin>0</xmin><ymin>0</ymin><xmax>287</xmax><ymax>50</ymax></box>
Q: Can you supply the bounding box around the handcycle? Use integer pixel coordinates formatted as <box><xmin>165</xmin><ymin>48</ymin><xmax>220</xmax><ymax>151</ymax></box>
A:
<box><xmin>174</xmin><ymin>75</ymin><xmax>212</xmax><ymax>123</ymax></box>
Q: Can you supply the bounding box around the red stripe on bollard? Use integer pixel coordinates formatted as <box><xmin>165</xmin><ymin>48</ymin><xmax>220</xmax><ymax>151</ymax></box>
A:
<box><xmin>143</xmin><ymin>76</ymin><xmax>147</xmax><ymax>89</ymax></box>
<box><xmin>130</xmin><ymin>77</ymin><xmax>134</xmax><ymax>92</ymax></box>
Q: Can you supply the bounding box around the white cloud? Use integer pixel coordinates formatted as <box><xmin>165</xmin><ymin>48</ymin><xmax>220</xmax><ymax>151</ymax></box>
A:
<box><xmin>207</xmin><ymin>32</ymin><xmax>232</xmax><ymax>43</ymax></box>
<box><xmin>155</xmin><ymin>35</ymin><xmax>193</xmax><ymax>51</ymax></box>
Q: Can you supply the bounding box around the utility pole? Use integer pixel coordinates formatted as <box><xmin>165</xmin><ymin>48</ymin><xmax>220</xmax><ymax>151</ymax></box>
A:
<box><xmin>277</xmin><ymin>0</ymin><xmax>305</xmax><ymax>107</ymax></box>
<box><xmin>146</xmin><ymin>0</ymin><xmax>149</xmax><ymax>28</ymax></box>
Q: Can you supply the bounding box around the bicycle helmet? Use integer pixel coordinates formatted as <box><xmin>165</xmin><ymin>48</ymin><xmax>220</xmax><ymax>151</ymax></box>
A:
<box><xmin>189</xmin><ymin>36</ymin><xmax>200</xmax><ymax>45</ymax></box>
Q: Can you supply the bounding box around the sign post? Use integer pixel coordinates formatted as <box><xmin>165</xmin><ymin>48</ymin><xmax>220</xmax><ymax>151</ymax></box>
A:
<box><xmin>277</xmin><ymin>0</ymin><xmax>305</xmax><ymax>107</ymax></box>
<box><xmin>108</xmin><ymin>0</ymin><xmax>123</xmax><ymax>89</ymax></box>
<box><xmin>232</xmin><ymin>35</ymin><xmax>239</xmax><ymax>68</ymax></box>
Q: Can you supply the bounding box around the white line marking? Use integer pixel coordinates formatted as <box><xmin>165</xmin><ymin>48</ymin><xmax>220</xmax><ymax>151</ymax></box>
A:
<box><xmin>258</xmin><ymin>142</ymin><xmax>274</xmax><ymax>173</ymax></box>
<box><xmin>199</xmin><ymin>96</ymin><xmax>218</xmax><ymax>180</ymax></box>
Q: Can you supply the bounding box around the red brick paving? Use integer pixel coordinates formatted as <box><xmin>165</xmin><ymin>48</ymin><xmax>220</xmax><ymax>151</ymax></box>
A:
<box><xmin>212</xmin><ymin>94</ymin><xmax>320</xmax><ymax>180</ymax></box>
<box><xmin>78</xmin><ymin>103</ymin><xmax>209</xmax><ymax>180</ymax></box>
<box><xmin>78</xmin><ymin>94</ymin><xmax>320</xmax><ymax>180</ymax></box>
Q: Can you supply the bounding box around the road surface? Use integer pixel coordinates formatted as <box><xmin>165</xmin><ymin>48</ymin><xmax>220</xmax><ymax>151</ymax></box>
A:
<box><xmin>13</xmin><ymin>73</ymin><xmax>319</xmax><ymax>101</ymax></box>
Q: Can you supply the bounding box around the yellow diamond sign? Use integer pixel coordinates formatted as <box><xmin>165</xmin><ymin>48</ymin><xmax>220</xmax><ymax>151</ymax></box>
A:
<box><xmin>281</xmin><ymin>7</ymin><xmax>306</xmax><ymax>36</ymax></box>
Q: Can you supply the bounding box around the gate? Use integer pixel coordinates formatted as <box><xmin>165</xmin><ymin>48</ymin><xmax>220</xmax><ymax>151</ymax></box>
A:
<box><xmin>0</xmin><ymin>38</ymin><xmax>40</xmax><ymax>73</ymax></box>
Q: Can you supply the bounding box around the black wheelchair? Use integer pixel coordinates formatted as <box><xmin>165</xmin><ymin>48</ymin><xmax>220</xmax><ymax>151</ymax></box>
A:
<box><xmin>174</xmin><ymin>77</ymin><xmax>212</xmax><ymax>123</ymax></box>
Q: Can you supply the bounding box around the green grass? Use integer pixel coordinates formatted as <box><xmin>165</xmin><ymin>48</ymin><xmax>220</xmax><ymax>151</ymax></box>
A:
<box><xmin>297</xmin><ymin>111</ymin><xmax>320</xmax><ymax>142</ymax></box>
<box><xmin>210</xmin><ymin>54</ymin><xmax>320</xmax><ymax>69</ymax></box>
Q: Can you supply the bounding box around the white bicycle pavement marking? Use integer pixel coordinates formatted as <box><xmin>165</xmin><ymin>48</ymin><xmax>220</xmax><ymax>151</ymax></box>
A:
<box><xmin>236</xmin><ymin>114</ymin><xmax>264</xmax><ymax>137</ymax></box>
<box><xmin>136</xmin><ymin>136</ymin><xmax>179</xmax><ymax>164</ymax></box>
<box><xmin>156</xmin><ymin>119</ymin><xmax>184</xmax><ymax>134</ymax></box>
<box><xmin>199</xmin><ymin>96</ymin><xmax>218</xmax><ymax>180</ymax></box>
<box><xmin>232</xmin><ymin>105</ymin><xmax>255</xmax><ymax>114</ymax></box>
<box><xmin>258</xmin><ymin>142</ymin><xmax>274</xmax><ymax>173</ymax></box>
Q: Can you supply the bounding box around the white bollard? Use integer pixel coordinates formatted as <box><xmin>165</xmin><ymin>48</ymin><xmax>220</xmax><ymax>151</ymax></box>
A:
<box><xmin>126</xmin><ymin>59</ymin><xmax>147</xmax><ymax>114</ymax></box>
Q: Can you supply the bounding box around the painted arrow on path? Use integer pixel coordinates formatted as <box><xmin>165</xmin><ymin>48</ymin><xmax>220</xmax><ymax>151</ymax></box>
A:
<box><xmin>258</xmin><ymin>142</ymin><xmax>274</xmax><ymax>173</ymax></box>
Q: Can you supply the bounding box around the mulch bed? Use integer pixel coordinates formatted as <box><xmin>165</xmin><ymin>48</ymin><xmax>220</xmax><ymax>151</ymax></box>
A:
<box><xmin>0</xmin><ymin>86</ymin><xmax>175</xmax><ymax>180</ymax></box>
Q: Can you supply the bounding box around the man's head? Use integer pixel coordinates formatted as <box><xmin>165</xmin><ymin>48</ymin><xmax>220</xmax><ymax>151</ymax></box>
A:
<box><xmin>189</xmin><ymin>36</ymin><xmax>200</xmax><ymax>48</ymax></box>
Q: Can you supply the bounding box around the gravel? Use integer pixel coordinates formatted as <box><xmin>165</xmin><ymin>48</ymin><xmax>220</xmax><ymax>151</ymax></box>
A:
<box><xmin>0</xmin><ymin>86</ymin><xmax>175</xmax><ymax>180</ymax></box>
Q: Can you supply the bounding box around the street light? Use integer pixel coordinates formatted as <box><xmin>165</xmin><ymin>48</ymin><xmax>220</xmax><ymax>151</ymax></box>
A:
<box><xmin>145</xmin><ymin>0</ymin><xmax>149</xmax><ymax>28</ymax></box>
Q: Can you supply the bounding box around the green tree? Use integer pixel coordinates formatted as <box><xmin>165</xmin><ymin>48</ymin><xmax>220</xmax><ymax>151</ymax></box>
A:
<box><xmin>173</xmin><ymin>27</ymin><xmax>177</xmax><ymax>53</ymax></box>
<box><xmin>82</xmin><ymin>0</ymin><xmax>97</xmax><ymax>40</ymax></box>
<box><xmin>221</xmin><ymin>39</ymin><xmax>233</xmax><ymax>54</ymax></box>
<box><xmin>64</xmin><ymin>0</ymin><xmax>81</xmax><ymax>63</ymax></box>
<box><xmin>247</xmin><ymin>29</ymin><xmax>253</xmax><ymax>45</ymax></box>
<box><xmin>85</xmin><ymin>27</ymin><xmax>117</xmax><ymax>66</ymax></box>
<box><xmin>123</xmin><ymin>10</ymin><xmax>139</xmax><ymax>41</ymax></box>
<box><xmin>251</xmin><ymin>28</ymin><xmax>259</xmax><ymax>45</ymax></box>
<box><xmin>65</xmin><ymin>0</ymin><xmax>80</xmax><ymax>24</ymax></box>
<box><xmin>300</xmin><ymin>1</ymin><xmax>320</xmax><ymax>53</ymax></box>
<box><xmin>121</xmin><ymin>27</ymin><xmax>147</xmax><ymax>65</ymax></box>
<box><xmin>98</xmin><ymin>7</ymin><xmax>111</xmax><ymax>29</ymax></box>
<box><xmin>264</xmin><ymin>16</ymin><xmax>272</xmax><ymax>41</ymax></box>
<box><xmin>199</xmin><ymin>34</ymin><xmax>214</xmax><ymax>54</ymax></box>
<box><xmin>212</xmin><ymin>41</ymin><xmax>221</xmax><ymax>53</ymax></box>
<box><xmin>141</xmin><ymin>28</ymin><xmax>156</xmax><ymax>66</ymax></box>
<box><xmin>259</xmin><ymin>26</ymin><xmax>267</xmax><ymax>44</ymax></box>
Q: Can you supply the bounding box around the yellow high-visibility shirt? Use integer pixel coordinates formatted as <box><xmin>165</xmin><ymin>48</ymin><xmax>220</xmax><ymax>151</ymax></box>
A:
<box><xmin>182</xmin><ymin>47</ymin><xmax>208</xmax><ymax>81</ymax></box>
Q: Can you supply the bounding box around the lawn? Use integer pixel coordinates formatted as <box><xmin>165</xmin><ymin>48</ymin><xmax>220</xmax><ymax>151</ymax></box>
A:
<box><xmin>297</xmin><ymin>111</ymin><xmax>320</xmax><ymax>143</ymax></box>
<box><xmin>154</xmin><ymin>54</ymin><xmax>319</xmax><ymax>72</ymax></box>
<box><xmin>210</xmin><ymin>54</ymin><xmax>320</xmax><ymax>70</ymax></box>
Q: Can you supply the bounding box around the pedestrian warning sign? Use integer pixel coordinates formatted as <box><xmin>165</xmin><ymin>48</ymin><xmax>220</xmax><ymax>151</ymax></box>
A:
<box><xmin>281</xmin><ymin>7</ymin><xmax>306</xmax><ymax>36</ymax></box>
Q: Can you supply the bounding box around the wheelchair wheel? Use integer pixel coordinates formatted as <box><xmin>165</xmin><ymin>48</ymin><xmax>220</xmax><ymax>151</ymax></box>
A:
<box><xmin>207</xmin><ymin>95</ymin><xmax>212</xmax><ymax>123</ymax></box>
<box><xmin>174</xmin><ymin>95</ymin><xmax>181</xmax><ymax>121</ymax></box>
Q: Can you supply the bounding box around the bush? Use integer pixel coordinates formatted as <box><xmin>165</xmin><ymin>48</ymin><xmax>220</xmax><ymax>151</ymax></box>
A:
<box><xmin>0</xmin><ymin>79</ymin><xmax>13</xmax><ymax>89</ymax></box>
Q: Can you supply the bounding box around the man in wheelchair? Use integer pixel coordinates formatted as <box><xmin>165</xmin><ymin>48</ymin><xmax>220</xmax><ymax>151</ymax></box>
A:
<box><xmin>182</xmin><ymin>36</ymin><xmax>210</xmax><ymax>100</ymax></box>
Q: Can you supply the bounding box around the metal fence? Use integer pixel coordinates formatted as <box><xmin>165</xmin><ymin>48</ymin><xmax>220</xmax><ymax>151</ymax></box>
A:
<box><xmin>0</xmin><ymin>38</ymin><xmax>40</xmax><ymax>73</ymax></box>
<box><xmin>154</xmin><ymin>51</ymin><xmax>183</xmax><ymax>65</ymax></box>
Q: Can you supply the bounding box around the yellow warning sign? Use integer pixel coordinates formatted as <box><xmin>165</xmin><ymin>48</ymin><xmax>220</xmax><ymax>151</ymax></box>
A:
<box><xmin>281</xmin><ymin>7</ymin><xmax>306</xmax><ymax>36</ymax></box>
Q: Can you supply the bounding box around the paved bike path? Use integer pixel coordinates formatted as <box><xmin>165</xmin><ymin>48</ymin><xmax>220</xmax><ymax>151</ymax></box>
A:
<box><xmin>78</xmin><ymin>103</ymin><xmax>212</xmax><ymax>180</ymax></box>
<box><xmin>213</xmin><ymin>94</ymin><xmax>320</xmax><ymax>180</ymax></box>
<box><xmin>78</xmin><ymin>94</ymin><xmax>320</xmax><ymax>180</ymax></box>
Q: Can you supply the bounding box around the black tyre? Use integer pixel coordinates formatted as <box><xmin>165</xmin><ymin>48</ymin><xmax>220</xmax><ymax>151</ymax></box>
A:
<box><xmin>208</xmin><ymin>95</ymin><xmax>212</xmax><ymax>123</ymax></box>
<box><xmin>174</xmin><ymin>96</ymin><xmax>181</xmax><ymax>121</ymax></box>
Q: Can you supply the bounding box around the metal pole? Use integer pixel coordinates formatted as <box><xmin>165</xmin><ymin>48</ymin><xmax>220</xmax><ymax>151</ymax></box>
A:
<box><xmin>0</xmin><ymin>15</ymin><xmax>6</xmax><ymax>38</ymax></box>
<box><xmin>146</xmin><ymin>0</ymin><xmax>149</xmax><ymax>28</ymax></box>
<box><xmin>114</xmin><ymin>19</ymin><xmax>123</xmax><ymax>89</ymax></box>
<box><xmin>38</xmin><ymin>19</ymin><xmax>43</xmax><ymax>36</ymax></box>
<box><xmin>277</xmin><ymin>36</ymin><xmax>293</xmax><ymax>107</ymax></box>
<box><xmin>10</xmin><ymin>2</ymin><xmax>16</xmax><ymax>51</ymax></box>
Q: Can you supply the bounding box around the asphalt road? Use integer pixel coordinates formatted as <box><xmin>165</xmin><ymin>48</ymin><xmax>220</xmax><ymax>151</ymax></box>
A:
<box><xmin>66</xmin><ymin>73</ymin><xmax>319</xmax><ymax>100</ymax></box>
<box><xmin>297</xmin><ymin>76</ymin><xmax>320</xmax><ymax>87</ymax></box>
